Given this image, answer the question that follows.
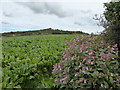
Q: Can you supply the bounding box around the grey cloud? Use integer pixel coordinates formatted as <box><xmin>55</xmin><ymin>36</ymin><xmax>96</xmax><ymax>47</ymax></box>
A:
<box><xmin>2</xmin><ymin>21</ymin><xmax>10</xmax><ymax>24</ymax></box>
<box><xmin>3</xmin><ymin>12</ymin><xmax>13</xmax><ymax>17</ymax></box>
<box><xmin>17</xmin><ymin>2</ymin><xmax>70</xmax><ymax>18</ymax></box>
<box><xmin>73</xmin><ymin>16</ymin><xmax>97</xmax><ymax>29</ymax></box>
<box><xmin>74</xmin><ymin>22</ymin><xmax>84</xmax><ymax>26</ymax></box>
<box><xmin>44</xmin><ymin>3</ymin><xmax>69</xmax><ymax>18</ymax></box>
<box><xmin>15</xmin><ymin>2</ymin><xmax>93</xmax><ymax>18</ymax></box>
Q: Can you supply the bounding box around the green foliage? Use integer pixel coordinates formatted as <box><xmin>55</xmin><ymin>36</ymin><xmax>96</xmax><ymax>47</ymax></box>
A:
<box><xmin>103</xmin><ymin>1</ymin><xmax>120</xmax><ymax>44</ymax></box>
<box><xmin>103</xmin><ymin>1</ymin><xmax>120</xmax><ymax>59</ymax></box>
<box><xmin>2</xmin><ymin>34</ymin><xmax>79</xmax><ymax>88</ymax></box>
<box><xmin>104</xmin><ymin>2</ymin><xmax>120</xmax><ymax>24</ymax></box>
<box><xmin>53</xmin><ymin>35</ymin><xmax>120</xmax><ymax>88</ymax></box>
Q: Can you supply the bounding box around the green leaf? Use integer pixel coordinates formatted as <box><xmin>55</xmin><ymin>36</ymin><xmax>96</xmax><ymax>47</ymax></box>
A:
<box><xmin>97</xmin><ymin>68</ymin><xmax>103</xmax><ymax>71</ymax></box>
<box><xmin>32</xmin><ymin>58</ymin><xmax>38</xmax><ymax>63</ymax></box>
<box><xmin>109</xmin><ymin>76</ymin><xmax>114</xmax><ymax>84</ymax></box>
<box><xmin>29</xmin><ymin>76</ymin><xmax>34</xmax><ymax>79</ymax></box>
<box><xmin>104</xmin><ymin>81</ymin><xmax>109</xmax><ymax>88</ymax></box>
<box><xmin>17</xmin><ymin>77</ymin><xmax>24</xmax><ymax>83</ymax></box>
<box><xmin>99</xmin><ymin>49</ymin><xmax>105</xmax><ymax>52</ymax></box>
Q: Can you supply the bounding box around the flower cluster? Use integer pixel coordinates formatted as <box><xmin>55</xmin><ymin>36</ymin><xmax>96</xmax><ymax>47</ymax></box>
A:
<box><xmin>52</xmin><ymin>35</ymin><xmax>119</xmax><ymax>88</ymax></box>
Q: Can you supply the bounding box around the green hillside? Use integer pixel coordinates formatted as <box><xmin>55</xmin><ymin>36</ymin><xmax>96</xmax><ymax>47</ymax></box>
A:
<box><xmin>2</xmin><ymin>28</ymin><xmax>89</xmax><ymax>37</ymax></box>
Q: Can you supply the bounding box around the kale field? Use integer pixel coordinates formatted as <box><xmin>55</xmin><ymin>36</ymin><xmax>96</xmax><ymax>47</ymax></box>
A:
<box><xmin>2</xmin><ymin>34</ymin><xmax>80</xmax><ymax>88</ymax></box>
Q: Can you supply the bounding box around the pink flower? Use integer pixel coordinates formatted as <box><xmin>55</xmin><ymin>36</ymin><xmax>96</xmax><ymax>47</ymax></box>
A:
<box><xmin>88</xmin><ymin>51</ymin><xmax>93</xmax><ymax>55</ymax></box>
<box><xmin>92</xmin><ymin>37</ymin><xmax>97</xmax><ymax>40</ymax></box>
<box><xmin>59</xmin><ymin>74</ymin><xmax>63</xmax><ymax>77</ymax></box>
<box><xmin>90</xmin><ymin>62</ymin><xmax>94</xmax><ymax>65</ymax></box>
<box><xmin>65</xmin><ymin>40</ymin><xmax>69</xmax><ymax>45</ymax></box>
<box><xmin>64</xmin><ymin>69</ymin><xmax>69</xmax><ymax>74</ymax></box>
<box><xmin>100</xmin><ymin>52</ymin><xmax>104</xmax><ymax>56</ymax></box>
<box><xmin>71</xmin><ymin>56</ymin><xmax>75</xmax><ymax>60</ymax></box>
<box><xmin>100</xmin><ymin>41</ymin><xmax>104</xmax><ymax>44</ymax></box>
<box><xmin>83</xmin><ymin>58</ymin><xmax>87</xmax><ymax>62</ymax></box>
<box><xmin>63</xmin><ymin>50</ymin><xmax>70</xmax><ymax>60</ymax></box>
<box><xmin>80</xmin><ymin>44</ymin><xmax>87</xmax><ymax>52</ymax></box>
<box><xmin>75</xmin><ymin>66</ymin><xmax>80</xmax><ymax>70</ymax></box>
<box><xmin>87</xmin><ymin>59</ymin><xmax>91</xmax><ymax>63</ymax></box>
<box><xmin>84</xmin><ymin>66</ymin><xmax>89</xmax><ymax>70</ymax></box>
<box><xmin>82</xmin><ymin>70</ymin><xmax>86</xmax><ymax>74</ymax></box>
<box><xmin>59</xmin><ymin>76</ymin><xmax>68</xmax><ymax>82</ymax></box>
<box><xmin>108</xmin><ymin>44</ymin><xmax>118</xmax><ymax>50</ymax></box>
<box><xmin>105</xmin><ymin>53</ymin><xmax>111</xmax><ymax>60</ymax></box>
<box><xmin>101</xmin><ymin>84</ymin><xmax>104</xmax><ymax>87</ymax></box>
<box><xmin>75</xmin><ymin>72</ymin><xmax>80</xmax><ymax>76</ymax></box>
<box><xmin>100</xmin><ymin>52</ymin><xmax>111</xmax><ymax>60</ymax></box>
<box><xmin>52</xmin><ymin>70</ymin><xmax>57</xmax><ymax>74</ymax></box>
<box><xmin>84</xmin><ymin>80</ymin><xmax>87</xmax><ymax>83</ymax></box>
<box><xmin>52</xmin><ymin>63</ymin><xmax>62</xmax><ymax>73</ymax></box>
<box><xmin>70</xmin><ymin>45</ymin><xmax>74</xmax><ymax>49</ymax></box>
<box><xmin>79</xmin><ymin>62</ymin><xmax>82</xmax><ymax>67</ymax></box>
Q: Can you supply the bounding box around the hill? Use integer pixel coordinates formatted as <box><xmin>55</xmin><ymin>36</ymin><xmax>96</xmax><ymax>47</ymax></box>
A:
<box><xmin>1</xmin><ymin>28</ymin><xmax>89</xmax><ymax>37</ymax></box>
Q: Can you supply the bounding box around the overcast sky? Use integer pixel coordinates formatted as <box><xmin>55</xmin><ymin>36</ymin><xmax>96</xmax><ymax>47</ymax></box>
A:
<box><xmin>0</xmin><ymin>0</ymin><xmax>111</xmax><ymax>33</ymax></box>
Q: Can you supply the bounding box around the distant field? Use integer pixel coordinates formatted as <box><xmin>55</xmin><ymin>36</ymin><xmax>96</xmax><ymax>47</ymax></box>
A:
<box><xmin>2</xmin><ymin>34</ymin><xmax>82</xmax><ymax>88</ymax></box>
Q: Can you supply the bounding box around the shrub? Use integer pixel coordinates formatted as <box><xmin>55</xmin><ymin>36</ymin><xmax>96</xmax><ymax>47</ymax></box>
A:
<box><xmin>104</xmin><ymin>1</ymin><xmax>120</xmax><ymax>57</ymax></box>
<box><xmin>52</xmin><ymin>35</ymin><xmax>120</xmax><ymax>88</ymax></box>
